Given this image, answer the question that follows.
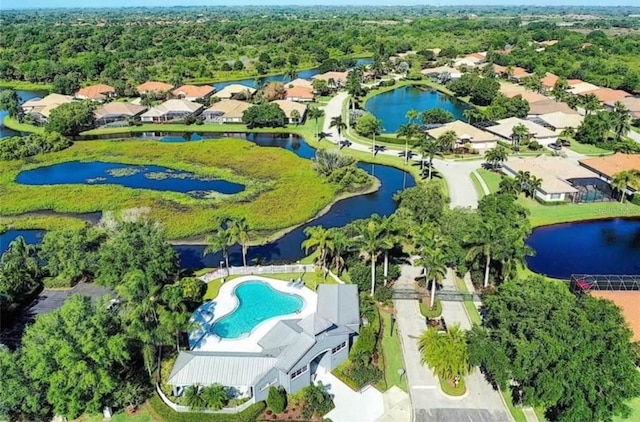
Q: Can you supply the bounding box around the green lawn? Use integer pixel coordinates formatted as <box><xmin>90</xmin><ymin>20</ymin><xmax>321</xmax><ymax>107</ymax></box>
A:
<box><xmin>203</xmin><ymin>279</ymin><xmax>223</xmax><ymax>300</ymax></box>
<box><xmin>522</xmin><ymin>198</ymin><xmax>640</xmax><ymax>228</ymax></box>
<box><xmin>470</xmin><ymin>172</ymin><xmax>487</xmax><ymax>199</ymax></box>
<box><xmin>76</xmin><ymin>407</ymin><xmax>154</xmax><ymax>422</ymax></box>
<box><xmin>501</xmin><ymin>388</ymin><xmax>528</xmax><ymax>422</ymax></box>
<box><xmin>565</xmin><ymin>142</ymin><xmax>613</xmax><ymax>156</ymax></box>
<box><xmin>3</xmin><ymin>116</ymin><xmax>46</xmax><ymax>134</ymax></box>
<box><xmin>613</xmin><ymin>397</ymin><xmax>640</xmax><ymax>422</ymax></box>
<box><xmin>0</xmin><ymin>80</ymin><xmax>52</xmax><ymax>91</ymax></box>
<box><xmin>378</xmin><ymin>310</ymin><xmax>408</xmax><ymax>392</ymax></box>
<box><xmin>476</xmin><ymin>168</ymin><xmax>503</xmax><ymax>194</ymax></box>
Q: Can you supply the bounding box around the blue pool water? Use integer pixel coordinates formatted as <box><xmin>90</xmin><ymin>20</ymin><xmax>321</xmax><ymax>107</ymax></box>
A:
<box><xmin>210</xmin><ymin>281</ymin><xmax>304</xmax><ymax>339</ymax></box>
<box><xmin>526</xmin><ymin>218</ymin><xmax>640</xmax><ymax>279</ymax></box>
<box><xmin>16</xmin><ymin>161</ymin><xmax>245</xmax><ymax>195</ymax></box>
<box><xmin>365</xmin><ymin>85</ymin><xmax>469</xmax><ymax>133</ymax></box>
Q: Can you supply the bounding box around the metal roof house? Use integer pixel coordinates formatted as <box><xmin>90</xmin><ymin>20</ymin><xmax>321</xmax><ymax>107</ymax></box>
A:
<box><xmin>166</xmin><ymin>284</ymin><xmax>359</xmax><ymax>403</ymax></box>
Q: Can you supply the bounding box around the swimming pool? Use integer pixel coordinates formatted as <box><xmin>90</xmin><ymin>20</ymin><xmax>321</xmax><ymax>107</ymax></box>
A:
<box><xmin>211</xmin><ymin>281</ymin><xmax>304</xmax><ymax>339</ymax></box>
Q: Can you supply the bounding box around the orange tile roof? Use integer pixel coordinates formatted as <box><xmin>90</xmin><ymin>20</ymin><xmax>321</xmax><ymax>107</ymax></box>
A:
<box><xmin>76</xmin><ymin>84</ymin><xmax>115</xmax><ymax>100</ymax></box>
<box><xmin>137</xmin><ymin>81</ymin><xmax>173</xmax><ymax>93</ymax></box>
<box><xmin>511</xmin><ymin>67</ymin><xmax>531</xmax><ymax>77</ymax></box>
<box><xmin>579</xmin><ymin>153</ymin><xmax>640</xmax><ymax>178</ymax></box>
<box><xmin>519</xmin><ymin>91</ymin><xmax>549</xmax><ymax>104</ymax></box>
<box><xmin>172</xmin><ymin>84</ymin><xmax>215</xmax><ymax>98</ymax></box>
<box><xmin>591</xmin><ymin>291</ymin><xmax>640</xmax><ymax>342</ymax></box>
<box><xmin>578</xmin><ymin>88</ymin><xmax>631</xmax><ymax>103</ymax></box>
<box><xmin>285</xmin><ymin>86</ymin><xmax>314</xmax><ymax>100</ymax></box>
<box><xmin>492</xmin><ymin>64</ymin><xmax>507</xmax><ymax>73</ymax></box>
<box><xmin>567</xmin><ymin>79</ymin><xmax>583</xmax><ymax>86</ymax></box>
<box><xmin>541</xmin><ymin>73</ymin><xmax>559</xmax><ymax>88</ymax></box>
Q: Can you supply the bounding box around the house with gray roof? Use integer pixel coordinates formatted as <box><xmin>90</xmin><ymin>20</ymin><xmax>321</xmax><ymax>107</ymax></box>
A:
<box><xmin>166</xmin><ymin>284</ymin><xmax>359</xmax><ymax>402</ymax></box>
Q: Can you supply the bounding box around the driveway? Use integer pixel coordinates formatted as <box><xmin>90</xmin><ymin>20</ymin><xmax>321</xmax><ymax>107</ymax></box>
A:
<box><xmin>317</xmin><ymin>372</ymin><xmax>385</xmax><ymax>422</ymax></box>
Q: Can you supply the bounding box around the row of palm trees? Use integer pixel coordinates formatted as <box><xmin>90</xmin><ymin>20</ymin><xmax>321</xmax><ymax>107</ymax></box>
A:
<box><xmin>203</xmin><ymin>217</ymin><xmax>251</xmax><ymax>269</ymax></box>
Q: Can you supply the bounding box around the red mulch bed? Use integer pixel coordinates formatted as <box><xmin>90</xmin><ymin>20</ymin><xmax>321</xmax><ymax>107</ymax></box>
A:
<box><xmin>258</xmin><ymin>404</ymin><xmax>323</xmax><ymax>421</ymax></box>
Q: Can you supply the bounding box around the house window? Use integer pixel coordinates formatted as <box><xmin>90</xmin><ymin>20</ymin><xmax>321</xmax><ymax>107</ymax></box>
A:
<box><xmin>260</xmin><ymin>378</ymin><xmax>278</xmax><ymax>391</ymax></box>
<box><xmin>332</xmin><ymin>342</ymin><xmax>347</xmax><ymax>354</ymax></box>
<box><xmin>550</xmin><ymin>193</ymin><xmax>562</xmax><ymax>200</ymax></box>
<box><xmin>290</xmin><ymin>365</ymin><xmax>308</xmax><ymax>380</ymax></box>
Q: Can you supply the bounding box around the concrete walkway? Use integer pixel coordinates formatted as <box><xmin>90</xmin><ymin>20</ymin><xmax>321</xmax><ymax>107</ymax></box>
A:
<box><xmin>318</xmin><ymin>372</ymin><xmax>385</xmax><ymax>422</ymax></box>
<box><xmin>321</xmin><ymin>93</ymin><xmax>482</xmax><ymax>209</ymax></box>
<box><xmin>393</xmin><ymin>263</ymin><xmax>511</xmax><ymax>422</ymax></box>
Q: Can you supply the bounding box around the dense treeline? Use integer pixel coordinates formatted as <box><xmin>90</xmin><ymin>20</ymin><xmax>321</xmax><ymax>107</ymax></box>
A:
<box><xmin>0</xmin><ymin>132</ymin><xmax>71</xmax><ymax>160</ymax></box>
<box><xmin>1</xmin><ymin>9</ymin><xmax>638</xmax><ymax>92</ymax></box>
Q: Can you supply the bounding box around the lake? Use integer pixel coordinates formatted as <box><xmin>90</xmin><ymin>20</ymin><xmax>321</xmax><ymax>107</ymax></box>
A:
<box><xmin>526</xmin><ymin>218</ymin><xmax>640</xmax><ymax>279</ymax></box>
<box><xmin>1</xmin><ymin>133</ymin><xmax>414</xmax><ymax>268</ymax></box>
<box><xmin>16</xmin><ymin>161</ymin><xmax>245</xmax><ymax>196</ymax></box>
<box><xmin>364</xmin><ymin>85</ymin><xmax>469</xmax><ymax>133</ymax></box>
<box><xmin>0</xmin><ymin>90</ymin><xmax>48</xmax><ymax>138</ymax></box>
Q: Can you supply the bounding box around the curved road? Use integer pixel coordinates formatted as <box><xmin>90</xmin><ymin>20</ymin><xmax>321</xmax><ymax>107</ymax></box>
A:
<box><xmin>321</xmin><ymin>92</ymin><xmax>481</xmax><ymax>209</ymax></box>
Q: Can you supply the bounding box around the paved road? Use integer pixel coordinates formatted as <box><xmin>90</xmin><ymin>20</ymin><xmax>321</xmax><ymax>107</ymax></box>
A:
<box><xmin>321</xmin><ymin>93</ymin><xmax>482</xmax><ymax>209</ymax></box>
<box><xmin>393</xmin><ymin>264</ymin><xmax>511</xmax><ymax>422</ymax></box>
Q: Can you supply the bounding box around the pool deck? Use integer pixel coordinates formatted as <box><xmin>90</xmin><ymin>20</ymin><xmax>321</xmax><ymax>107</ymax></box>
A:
<box><xmin>190</xmin><ymin>275</ymin><xmax>318</xmax><ymax>353</ymax></box>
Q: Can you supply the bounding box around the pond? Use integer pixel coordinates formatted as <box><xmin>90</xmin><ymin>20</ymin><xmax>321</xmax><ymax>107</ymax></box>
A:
<box><xmin>0</xmin><ymin>90</ymin><xmax>48</xmax><ymax>138</ymax></box>
<box><xmin>1</xmin><ymin>133</ymin><xmax>414</xmax><ymax>268</ymax></box>
<box><xmin>16</xmin><ymin>161</ymin><xmax>245</xmax><ymax>196</ymax></box>
<box><xmin>364</xmin><ymin>85</ymin><xmax>469</xmax><ymax>133</ymax></box>
<box><xmin>526</xmin><ymin>218</ymin><xmax>640</xmax><ymax>279</ymax></box>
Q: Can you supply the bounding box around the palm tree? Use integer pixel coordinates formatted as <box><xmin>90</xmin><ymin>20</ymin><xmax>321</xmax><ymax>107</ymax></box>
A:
<box><xmin>352</xmin><ymin>216</ymin><xmax>386</xmax><ymax>296</ymax></box>
<box><xmin>372</xmin><ymin>214</ymin><xmax>396</xmax><ymax>286</ymax></box>
<box><xmin>184</xmin><ymin>385</ymin><xmax>206</xmax><ymax>411</ymax></box>
<box><xmin>290</xmin><ymin>109</ymin><xmax>301</xmax><ymax>125</ymax></box>
<box><xmin>204</xmin><ymin>222</ymin><xmax>234</xmax><ymax>273</ymax></box>
<box><xmin>406</xmin><ymin>108</ymin><xmax>419</xmax><ymax>125</ymax></box>
<box><xmin>462</xmin><ymin>108</ymin><xmax>476</xmax><ymax>124</ymax></box>
<box><xmin>418</xmin><ymin>325</ymin><xmax>471</xmax><ymax>384</ymax></box>
<box><xmin>414</xmin><ymin>134</ymin><xmax>441</xmax><ymax>179</ymax></box>
<box><xmin>498</xmin><ymin>177</ymin><xmax>522</xmax><ymax>197</ymax></box>
<box><xmin>229</xmin><ymin>217</ymin><xmax>250</xmax><ymax>267</ymax></box>
<box><xmin>582</xmin><ymin>93</ymin><xmax>601</xmax><ymax>115</ymax></box>
<box><xmin>611</xmin><ymin>170</ymin><xmax>640</xmax><ymax>202</ymax></box>
<box><xmin>160</xmin><ymin>285</ymin><xmax>188</xmax><ymax>352</ymax></box>
<box><xmin>423</xmin><ymin>248</ymin><xmax>448</xmax><ymax>309</ymax></box>
<box><xmin>611</xmin><ymin>101</ymin><xmax>632</xmax><ymax>143</ymax></box>
<box><xmin>330</xmin><ymin>115</ymin><xmax>347</xmax><ymax>144</ymax></box>
<box><xmin>510</xmin><ymin>123</ymin><xmax>529</xmax><ymax>152</ymax></box>
<box><xmin>558</xmin><ymin>127</ymin><xmax>575</xmax><ymax>144</ymax></box>
<box><xmin>484</xmin><ymin>145</ymin><xmax>509</xmax><ymax>169</ymax></box>
<box><xmin>437</xmin><ymin>130</ymin><xmax>457</xmax><ymax>154</ymax></box>
<box><xmin>466</xmin><ymin>221</ymin><xmax>499</xmax><ymax>288</ymax></box>
<box><xmin>302</xmin><ymin>226</ymin><xmax>334</xmax><ymax>269</ymax></box>
<box><xmin>307</xmin><ymin>107</ymin><xmax>324</xmax><ymax>141</ymax></box>
<box><xmin>201</xmin><ymin>384</ymin><xmax>228</xmax><ymax>410</ymax></box>
<box><xmin>397</xmin><ymin>123</ymin><xmax>419</xmax><ymax>165</ymax></box>
<box><xmin>328</xmin><ymin>228</ymin><xmax>351</xmax><ymax>275</ymax></box>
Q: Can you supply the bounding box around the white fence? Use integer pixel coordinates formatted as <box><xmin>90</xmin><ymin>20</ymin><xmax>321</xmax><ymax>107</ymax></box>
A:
<box><xmin>155</xmin><ymin>384</ymin><xmax>255</xmax><ymax>414</ymax></box>
<box><xmin>200</xmin><ymin>264</ymin><xmax>317</xmax><ymax>283</ymax></box>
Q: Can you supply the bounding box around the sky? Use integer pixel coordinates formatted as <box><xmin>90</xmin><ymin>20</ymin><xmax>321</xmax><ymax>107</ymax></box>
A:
<box><xmin>4</xmin><ymin>0</ymin><xmax>638</xmax><ymax>9</ymax></box>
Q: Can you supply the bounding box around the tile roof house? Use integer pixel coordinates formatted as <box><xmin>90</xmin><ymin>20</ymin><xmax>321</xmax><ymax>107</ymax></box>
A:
<box><xmin>426</xmin><ymin>120</ymin><xmax>498</xmax><ymax>152</ymax></box>
<box><xmin>93</xmin><ymin>102</ymin><xmax>147</xmax><ymax>126</ymax></box>
<box><xmin>272</xmin><ymin>100</ymin><xmax>307</xmax><ymax>124</ymax></box>
<box><xmin>527</xmin><ymin>99</ymin><xmax>578</xmax><ymax>116</ymax></box>
<box><xmin>212</xmin><ymin>84</ymin><xmax>256</xmax><ymax>100</ymax></box>
<box><xmin>75</xmin><ymin>84</ymin><xmax>117</xmax><ymax>101</ymax></box>
<box><xmin>509</xmin><ymin>67</ymin><xmax>532</xmax><ymax>81</ymax></box>
<box><xmin>140</xmin><ymin>99</ymin><xmax>203</xmax><ymax>123</ymax></box>
<box><xmin>484</xmin><ymin>117</ymin><xmax>558</xmax><ymax>144</ymax></box>
<box><xmin>519</xmin><ymin>91</ymin><xmax>549</xmax><ymax>104</ymax></box>
<box><xmin>540</xmin><ymin>73</ymin><xmax>559</xmax><ymax>89</ymax></box>
<box><xmin>167</xmin><ymin>284</ymin><xmax>359</xmax><ymax>403</ymax></box>
<box><xmin>202</xmin><ymin>99</ymin><xmax>252</xmax><ymax>123</ymax></box>
<box><xmin>579</xmin><ymin>153</ymin><xmax>640</xmax><ymax>193</ymax></box>
<box><xmin>578</xmin><ymin>88</ymin><xmax>631</xmax><ymax>103</ymax></box>
<box><xmin>568</xmin><ymin>81</ymin><xmax>601</xmax><ymax>95</ymax></box>
<box><xmin>534</xmin><ymin>112</ymin><xmax>584</xmax><ymax>131</ymax></box>
<box><xmin>137</xmin><ymin>81</ymin><xmax>174</xmax><ymax>95</ymax></box>
<box><xmin>503</xmin><ymin>156</ymin><xmax>599</xmax><ymax>202</ymax></box>
<box><xmin>421</xmin><ymin>66</ymin><xmax>462</xmax><ymax>80</ymax></box>
<box><xmin>603</xmin><ymin>96</ymin><xmax>640</xmax><ymax>118</ymax></box>
<box><xmin>287</xmin><ymin>78</ymin><xmax>313</xmax><ymax>89</ymax></box>
<box><xmin>311</xmin><ymin>71</ymin><xmax>348</xmax><ymax>88</ymax></box>
<box><xmin>591</xmin><ymin>291</ymin><xmax>640</xmax><ymax>342</ymax></box>
<box><xmin>172</xmin><ymin>84</ymin><xmax>216</xmax><ymax>101</ymax></box>
<box><xmin>284</xmin><ymin>86</ymin><xmax>314</xmax><ymax>102</ymax></box>
<box><xmin>21</xmin><ymin>93</ymin><xmax>74</xmax><ymax>122</ymax></box>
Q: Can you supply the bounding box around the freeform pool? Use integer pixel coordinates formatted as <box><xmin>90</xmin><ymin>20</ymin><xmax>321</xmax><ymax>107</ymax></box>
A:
<box><xmin>211</xmin><ymin>281</ymin><xmax>304</xmax><ymax>339</ymax></box>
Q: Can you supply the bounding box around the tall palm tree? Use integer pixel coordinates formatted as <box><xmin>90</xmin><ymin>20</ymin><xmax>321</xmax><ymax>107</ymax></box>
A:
<box><xmin>510</xmin><ymin>123</ymin><xmax>529</xmax><ymax>152</ymax></box>
<box><xmin>559</xmin><ymin>127</ymin><xmax>575</xmax><ymax>144</ymax></box>
<box><xmin>302</xmin><ymin>226</ymin><xmax>334</xmax><ymax>269</ymax></box>
<box><xmin>397</xmin><ymin>123</ymin><xmax>419</xmax><ymax>165</ymax></box>
<box><xmin>184</xmin><ymin>385</ymin><xmax>206</xmax><ymax>411</ymax></box>
<box><xmin>229</xmin><ymin>217</ymin><xmax>251</xmax><ymax>267</ymax></box>
<box><xmin>418</xmin><ymin>324</ymin><xmax>471</xmax><ymax>384</ymax></box>
<box><xmin>370</xmin><ymin>214</ymin><xmax>396</xmax><ymax>286</ymax></box>
<box><xmin>466</xmin><ymin>221</ymin><xmax>499</xmax><ymax>288</ymax></box>
<box><xmin>484</xmin><ymin>145</ymin><xmax>509</xmax><ymax>169</ymax></box>
<box><xmin>160</xmin><ymin>285</ymin><xmax>188</xmax><ymax>351</ymax></box>
<box><xmin>611</xmin><ymin>170</ymin><xmax>640</xmax><ymax>202</ymax></box>
<box><xmin>437</xmin><ymin>130</ymin><xmax>457</xmax><ymax>154</ymax></box>
<box><xmin>330</xmin><ymin>115</ymin><xmax>347</xmax><ymax>144</ymax></box>
<box><xmin>328</xmin><ymin>228</ymin><xmax>351</xmax><ymax>275</ymax></box>
<box><xmin>462</xmin><ymin>108</ymin><xmax>476</xmax><ymax>124</ymax></box>
<box><xmin>423</xmin><ymin>248</ymin><xmax>448</xmax><ymax>309</ymax></box>
<box><xmin>582</xmin><ymin>93</ymin><xmax>601</xmax><ymax>115</ymax></box>
<box><xmin>414</xmin><ymin>134</ymin><xmax>441</xmax><ymax>179</ymax></box>
<box><xmin>307</xmin><ymin>107</ymin><xmax>324</xmax><ymax>141</ymax></box>
<box><xmin>611</xmin><ymin>101</ymin><xmax>632</xmax><ymax>143</ymax></box>
<box><xmin>204</xmin><ymin>223</ymin><xmax>234</xmax><ymax>273</ymax></box>
<box><xmin>498</xmin><ymin>177</ymin><xmax>522</xmax><ymax>197</ymax></box>
<box><xmin>353</xmin><ymin>216</ymin><xmax>386</xmax><ymax>296</ymax></box>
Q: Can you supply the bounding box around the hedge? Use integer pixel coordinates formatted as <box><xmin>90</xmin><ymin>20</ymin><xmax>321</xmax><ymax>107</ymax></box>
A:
<box><xmin>148</xmin><ymin>394</ymin><xmax>266</xmax><ymax>422</ymax></box>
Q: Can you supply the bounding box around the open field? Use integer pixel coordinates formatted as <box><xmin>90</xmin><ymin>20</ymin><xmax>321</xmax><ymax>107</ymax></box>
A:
<box><xmin>0</xmin><ymin>138</ymin><xmax>337</xmax><ymax>239</ymax></box>
<box><xmin>564</xmin><ymin>143</ymin><xmax>613</xmax><ymax>156</ymax></box>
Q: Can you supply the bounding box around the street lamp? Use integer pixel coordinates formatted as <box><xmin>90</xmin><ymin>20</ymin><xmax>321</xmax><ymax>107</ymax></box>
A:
<box><xmin>397</xmin><ymin>368</ymin><xmax>406</xmax><ymax>380</ymax></box>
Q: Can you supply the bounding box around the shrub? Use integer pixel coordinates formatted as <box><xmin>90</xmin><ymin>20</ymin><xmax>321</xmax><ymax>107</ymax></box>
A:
<box><xmin>301</xmin><ymin>383</ymin><xmax>334</xmax><ymax>418</ymax></box>
<box><xmin>404</xmin><ymin>72</ymin><xmax>423</xmax><ymax>81</ymax></box>
<box><xmin>0</xmin><ymin>132</ymin><xmax>71</xmax><ymax>161</ymax></box>
<box><xmin>350</xmin><ymin>326</ymin><xmax>377</xmax><ymax>365</ymax></box>
<box><xmin>374</xmin><ymin>285</ymin><xmax>393</xmax><ymax>304</ymax></box>
<box><xmin>242</xmin><ymin>103</ymin><xmax>287</xmax><ymax>128</ymax></box>
<box><xmin>528</xmin><ymin>140</ymin><xmax>542</xmax><ymax>151</ymax></box>
<box><xmin>420</xmin><ymin>298</ymin><xmax>442</xmax><ymax>318</ymax></box>
<box><xmin>148</xmin><ymin>394</ymin><xmax>265</xmax><ymax>422</ymax></box>
<box><xmin>266</xmin><ymin>386</ymin><xmax>287</xmax><ymax>413</ymax></box>
<box><xmin>378</xmin><ymin>79</ymin><xmax>396</xmax><ymax>87</ymax></box>
<box><xmin>349</xmin><ymin>364</ymin><xmax>383</xmax><ymax>387</ymax></box>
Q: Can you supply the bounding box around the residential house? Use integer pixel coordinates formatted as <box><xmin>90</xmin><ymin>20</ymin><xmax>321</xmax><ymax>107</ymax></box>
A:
<box><xmin>284</xmin><ymin>86</ymin><xmax>314</xmax><ymax>102</ymax></box>
<box><xmin>533</xmin><ymin>112</ymin><xmax>584</xmax><ymax>131</ymax></box>
<box><xmin>503</xmin><ymin>156</ymin><xmax>603</xmax><ymax>202</ymax></box>
<box><xmin>312</xmin><ymin>72</ymin><xmax>348</xmax><ymax>89</ymax></box>
<box><xmin>509</xmin><ymin>67</ymin><xmax>532</xmax><ymax>82</ymax></box>
<box><xmin>540</xmin><ymin>73</ymin><xmax>559</xmax><ymax>90</ymax></box>
<box><xmin>212</xmin><ymin>84</ymin><xmax>256</xmax><ymax>100</ymax></box>
<box><xmin>579</xmin><ymin>153</ymin><xmax>640</xmax><ymax>195</ymax></box>
<box><xmin>93</xmin><ymin>102</ymin><xmax>147</xmax><ymax>126</ymax></box>
<box><xmin>287</xmin><ymin>79</ymin><xmax>313</xmax><ymax>89</ymax></box>
<box><xmin>568</xmin><ymin>81</ymin><xmax>600</xmax><ymax>95</ymax></box>
<box><xmin>604</xmin><ymin>96</ymin><xmax>640</xmax><ymax>119</ymax></box>
<box><xmin>172</xmin><ymin>85</ymin><xmax>216</xmax><ymax>102</ymax></box>
<box><xmin>421</xmin><ymin>66</ymin><xmax>462</xmax><ymax>81</ymax></box>
<box><xmin>201</xmin><ymin>99</ymin><xmax>251</xmax><ymax>124</ymax></box>
<box><xmin>590</xmin><ymin>291</ymin><xmax>640</xmax><ymax>342</ymax></box>
<box><xmin>166</xmin><ymin>284</ymin><xmax>359</xmax><ymax>403</ymax></box>
<box><xmin>426</xmin><ymin>120</ymin><xmax>498</xmax><ymax>152</ymax></box>
<box><xmin>137</xmin><ymin>81</ymin><xmax>173</xmax><ymax>96</ymax></box>
<box><xmin>454</xmin><ymin>52</ymin><xmax>486</xmax><ymax>68</ymax></box>
<box><xmin>272</xmin><ymin>100</ymin><xmax>307</xmax><ymax>124</ymax></box>
<box><xmin>75</xmin><ymin>84</ymin><xmax>116</xmax><ymax>101</ymax></box>
<box><xmin>484</xmin><ymin>117</ymin><xmax>558</xmax><ymax>145</ymax></box>
<box><xmin>21</xmin><ymin>93</ymin><xmax>74</xmax><ymax>123</ymax></box>
<box><xmin>518</xmin><ymin>91</ymin><xmax>549</xmax><ymax>104</ymax></box>
<box><xmin>499</xmin><ymin>82</ymin><xmax>528</xmax><ymax>98</ymax></box>
<box><xmin>140</xmin><ymin>99</ymin><xmax>203</xmax><ymax>123</ymax></box>
<box><xmin>527</xmin><ymin>99</ymin><xmax>578</xmax><ymax>116</ymax></box>
<box><xmin>577</xmin><ymin>88</ymin><xmax>631</xmax><ymax>104</ymax></box>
